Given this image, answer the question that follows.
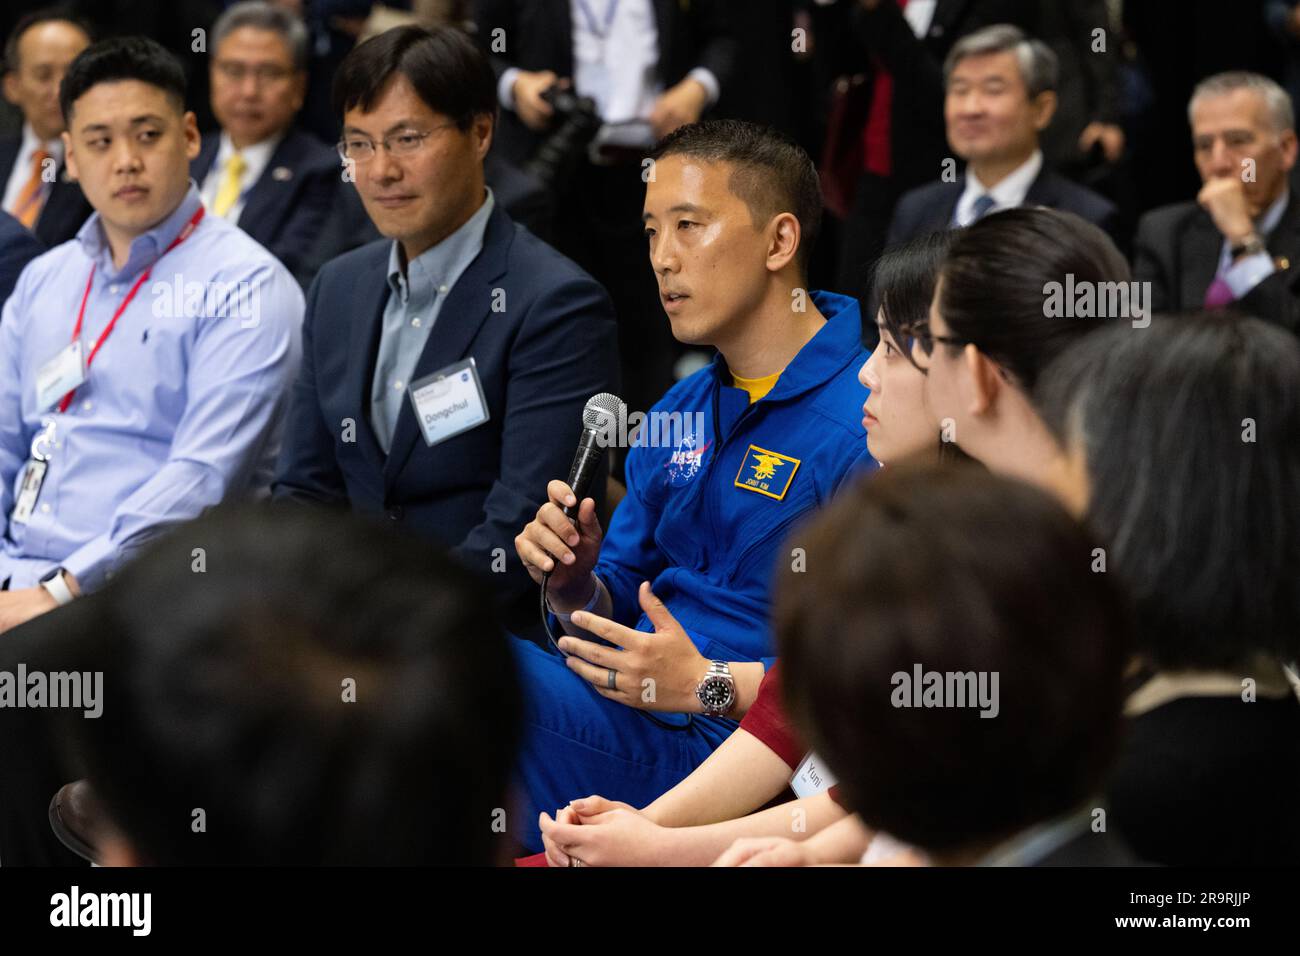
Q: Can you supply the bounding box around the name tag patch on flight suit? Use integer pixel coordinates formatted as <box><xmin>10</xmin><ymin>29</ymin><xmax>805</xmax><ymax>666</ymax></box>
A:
<box><xmin>734</xmin><ymin>445</ymin><xmax>801</xmax><ymax>500</ymax></box>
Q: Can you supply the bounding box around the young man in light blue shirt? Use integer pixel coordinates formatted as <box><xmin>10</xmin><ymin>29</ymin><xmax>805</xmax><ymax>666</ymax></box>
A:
<box><xmin>0</xmin><ymin>36</ymin><xmax>302</xmax><ymax>865</ymax></box>
<box><xmin>0</xmin><ymin>36</ymin><xmax>302</xmax><ymax>630</ymax></box>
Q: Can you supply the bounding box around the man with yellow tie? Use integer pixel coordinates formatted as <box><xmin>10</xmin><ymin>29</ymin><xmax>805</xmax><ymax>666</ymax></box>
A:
<box><xmin>192</xmin><ymin>2</ymin><xmax>339</xmax><ymax>286</ymax></box>
<box><xmin>0</xmin><ymin>9</ymin><xmax>94</xmax><ymax>244</ymax></box>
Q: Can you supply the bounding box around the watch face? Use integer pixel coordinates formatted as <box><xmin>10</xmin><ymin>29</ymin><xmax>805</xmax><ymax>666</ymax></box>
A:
<box><xmin>698</xmin><ymin>676</ymin><xmax>734</xmax><ymax>711</ymax></box>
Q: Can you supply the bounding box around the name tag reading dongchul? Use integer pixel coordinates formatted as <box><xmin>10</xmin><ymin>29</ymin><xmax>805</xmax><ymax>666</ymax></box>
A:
<box><xmin>408</xmin><ymin>357</ymin><xmax>490</xmax><ymax>447</ymax></box>
<box><xmin>35</xmin><ymin>341</ymin><xmax>86</xmax><ymax>411</ymax></box>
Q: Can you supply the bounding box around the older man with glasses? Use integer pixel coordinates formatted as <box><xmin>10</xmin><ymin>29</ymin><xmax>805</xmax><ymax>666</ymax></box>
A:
<box><xmin>191</xmin><ymin>1</ymin><xmax>339</xmax><ymax>286</ymax></box>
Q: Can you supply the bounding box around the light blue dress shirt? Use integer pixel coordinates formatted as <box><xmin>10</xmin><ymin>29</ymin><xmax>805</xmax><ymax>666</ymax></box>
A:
<box><xmin>369</xmin><ymin>189</ymin><xmax>495</xmax><ymax>453</ymax></box>
<box><xmin>0</xmin><ymin>183</ymin><xmax>304</xmax><ymax>591</ymax></box>
<box><xmin>1217</xmin><ymin>189</ymin><xmax>1289</xmax><ymax>297</ymax></box>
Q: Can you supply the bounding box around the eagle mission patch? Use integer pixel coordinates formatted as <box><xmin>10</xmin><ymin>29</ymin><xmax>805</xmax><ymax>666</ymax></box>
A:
<box><xmin>734</xmin><ymin>444</ymin><xmax>801</xmax><ymax>500</ymax></box>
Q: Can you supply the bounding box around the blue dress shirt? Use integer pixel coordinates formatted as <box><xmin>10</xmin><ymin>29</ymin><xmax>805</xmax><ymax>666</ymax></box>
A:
<box><xmin>0</xmin><ymin>183</ymin><xmax>304</xmax><ymax>590</ymax></box>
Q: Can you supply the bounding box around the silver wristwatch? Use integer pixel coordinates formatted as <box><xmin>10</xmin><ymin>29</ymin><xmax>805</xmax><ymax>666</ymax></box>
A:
<box><xmin>695</xmin><ymin>660</ymin><xmax>736</xmax><ymax>717</ymax></box>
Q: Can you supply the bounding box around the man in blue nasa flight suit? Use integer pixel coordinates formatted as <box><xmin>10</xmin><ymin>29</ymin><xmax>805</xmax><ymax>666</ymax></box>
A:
<box><xmin>512</xmin><ymin>120</ymin><xmax>875</xmax><ymax>853</ymax></box>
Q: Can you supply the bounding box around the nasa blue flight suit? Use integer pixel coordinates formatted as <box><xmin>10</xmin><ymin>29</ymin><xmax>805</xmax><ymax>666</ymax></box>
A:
<box><xmin>511</xmin><ymin>291</ymin><xmax>875</xmax><ymax>852</ymax></box>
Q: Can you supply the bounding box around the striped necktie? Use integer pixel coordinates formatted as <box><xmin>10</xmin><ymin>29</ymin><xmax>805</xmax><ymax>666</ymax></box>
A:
<box><xmin>969</xmin><ymin>193</ymin><xmax>996</xmax><ymax>223</ymax></box>
<box><xmin>11</xmin><ymin>148</ymin><xmax>51</xmax><ymax>229</ymax></box>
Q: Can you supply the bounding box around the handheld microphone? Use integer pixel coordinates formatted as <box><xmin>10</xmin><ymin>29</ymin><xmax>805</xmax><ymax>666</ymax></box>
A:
<box><xmin>561</xmin><ymin>392</ymin><xmax>626</xmax><ymax>521</ymax></box>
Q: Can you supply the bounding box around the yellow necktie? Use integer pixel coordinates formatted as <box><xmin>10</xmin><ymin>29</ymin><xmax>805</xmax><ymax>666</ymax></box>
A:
<box><xmin>12</xmin><ymin>148</ymin><xmax>51</xmax><ymax>229</ymax></box>
<box><xmin>212</xmin><ymin>152</ymin><xmax>247</xmax><ymax>218</ymax></box>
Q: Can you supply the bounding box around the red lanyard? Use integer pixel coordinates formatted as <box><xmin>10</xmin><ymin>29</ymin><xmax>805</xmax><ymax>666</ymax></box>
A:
<box><xmin>59</xmin><ymin>205</ymin><xmax>205</xmax><ymax>413</ymax></box>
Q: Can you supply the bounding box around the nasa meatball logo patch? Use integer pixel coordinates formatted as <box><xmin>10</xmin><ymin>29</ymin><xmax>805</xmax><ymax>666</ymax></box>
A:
<box><xmin>665</xmin><ymin>431</ymin><xmax>710</xmax><ymax>486</ymax></box>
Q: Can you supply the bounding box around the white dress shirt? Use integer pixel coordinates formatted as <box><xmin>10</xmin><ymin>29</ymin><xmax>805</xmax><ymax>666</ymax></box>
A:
<box><xmin>498</xmin><ymin>0</ymin><xmax>719</xmax><ymax>144</ymax></box>
<box><xmin>903</xmin><ymin>0</ymin><xmax>938</xmax><ymax>38</ymax></box>
<box><xmin>1217</xmin><ymin>189</ymin><xmax>1289</xmax><ymax>298</ymax></box>
<box><xmin>199</xmin><ymin>131</ymin><xmax>284</xmax><ymax>223</ymax></box>
<box><xmin>953</xmin><ymin>149</ymin><xmax>1044</xmax><ymax>227</ymax></box>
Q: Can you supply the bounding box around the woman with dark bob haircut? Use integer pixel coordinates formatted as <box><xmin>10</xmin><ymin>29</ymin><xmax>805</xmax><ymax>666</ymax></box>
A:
<box><xmin>917</xmin><ymin>207</ymin><xmax>1133</xmax><ymax>514</ymax></box>
<box><xmin>1036</xmin><ymin>311</ymin><xmax>1300</xmax><ymax>866</ymax></box>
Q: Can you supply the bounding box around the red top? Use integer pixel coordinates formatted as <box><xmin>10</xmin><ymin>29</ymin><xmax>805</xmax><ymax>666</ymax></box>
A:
<box><xmin>860</xmin><ymin>0</ymin><xmax>910</xmax><ymax>177</ymax></box>
<box><xmin>739</xmin><ymin>663</ymin><xmax>806</xmax><ymax>771</ymax></box>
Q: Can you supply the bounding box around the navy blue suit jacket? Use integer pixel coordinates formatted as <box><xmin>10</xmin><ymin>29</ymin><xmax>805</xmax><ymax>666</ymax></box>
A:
<box><xmin>887</xmin><ymin>168</ymin><xmax>1122</xmax><ymax>247</ymax></box>
<box><xmin>0</xmin><ymin>209</ymin><xmax>43</xmax><ymax>311</ymax></box>
<box><xmin>0</xmin><ymin>137</ymin><xmax>93</xmax><ymax>247</ymax></box>
<box><xmin>191</xmin><ymin>127</ymin><xmax>340</xmax><ymax>285</ymax></box>
<box><xmin>272</xmin><ymin>202</ymin><xmax>619</xmax><ymax>623</ymax></box>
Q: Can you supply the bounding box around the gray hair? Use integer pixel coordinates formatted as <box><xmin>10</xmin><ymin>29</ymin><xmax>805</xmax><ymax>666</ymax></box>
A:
<box><xmin>1188</xmin><ymin>71</ymin><xmax>1295</xmax><ymax>133</ymax></box>
<box><xmin>212</xmin><ymin>1</ymin><xmax>309</xmax><ymax>72</ymax></box>
<box><xmin>943</xmin><ymin>24</ymin><xmax>1058</xmax><ymax>99</ymax></box>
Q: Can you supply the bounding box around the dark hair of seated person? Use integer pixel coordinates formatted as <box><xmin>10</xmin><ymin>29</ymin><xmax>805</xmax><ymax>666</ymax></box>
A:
<box><xmin>871</xmin><ymin>230</ymin><xmax>974</xmax><ymax>465</ymax></box>
<box><xmin>1034</xmin><ymin>312</ymin><xmax>1300</xmax><ymax>866</ymax></box>
<box><xmin>874</xmin><ymin>229</ymin><xmax>953</xmax><ymax>374</ymax></box>
<box><xmin>62</xmin><ymin>503</ymin><xmax>521</xmax><ymax>865</ymax></box>
<box><xmin>1036</xmin><ymin>311</ymin><xmax>1300</xmax><ymax>671</ymax></box>
<box><xmin>332</xmin><ymin>23</ymin><xmax>497</xmax><ymax>128</ymax></box>
<box><xmin>59</xmin><ymin>35</ymin><xmax>187</xmax><ymax>123</ymax></box>
<box><xmin>775</xmin><ymin>461</ymin><xmax>1134</xmax><ymax>860</ymax></box>
<box><xmin>936</xmin><ymin>206</ymin><xmax>1132</xmax><ymax>394</ymax></box>
<box><xmin>649</xmin><ymin>118</ymin><xmax>823</xmax><ymax>274</ymax></box>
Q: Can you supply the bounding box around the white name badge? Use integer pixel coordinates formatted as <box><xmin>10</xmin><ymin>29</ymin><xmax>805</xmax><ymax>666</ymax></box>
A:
<box><xmin>407</xmin><ymin>357</ymin><xmax>490</xmax><ymax>447</ymax></box>
<box><xmin>790</xmin><ymin>751</ymin><xmax>838</xmax><ymax>799</ymax></box>
<box><xmin>35</xmin><ymin>341</ymin><xmax>85</xmax><ymax>411</ymax></box>
<box><xmin>10</xmin><ymin>459</ymin><xmax>47</xmax><ymax>526</ymax></box>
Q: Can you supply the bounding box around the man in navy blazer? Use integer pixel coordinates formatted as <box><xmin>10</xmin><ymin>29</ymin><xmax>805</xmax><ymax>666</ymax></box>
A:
<box><xmin>0</xmin><ymin>208</ymin><xmax>42</xmax><ymax>308</ymax></box>
<box><xmin>191</xmin><ymin>3</ymin><xmax>339</xmax><ymax>286</ymax></box>
<box><xmin>272</xmin><ymin>26</ymin><xmax>618</xmax><ymax>630</ymax></box>
<box><xmin>887</xmin><ymin>25</ymin><xmax>1119</xmax><ymax>248</ymax></box>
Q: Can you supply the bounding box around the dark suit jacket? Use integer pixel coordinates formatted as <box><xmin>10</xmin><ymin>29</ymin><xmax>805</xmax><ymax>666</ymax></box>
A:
<box><xmin>0</xmin><ymin>209</ymin><xmax>43</xmax><ymax>310</ymax></box>
<box><xmin>191</xmin><ymin>127</ymin><xmax>340</xmax><ymax>286</ymax></box>
<box><xmin>1031</xmin><ymin>0</ymin><xmax>1122</xmax><ymax>171</ymax></box>
<box><xmin>475</xmin><ymin>0</ymin><xmax>739</xmax><ymax>165</ymax></box>
<box><xmin>272</xmin><ymin>202</ymin><xmax>619</xmax><ymax>627</ymax></box>
<box><xmin>887</xmin><ymin>167</ymin><xmax>1121</xmax><ymax>246</ymax></box>
<box><xmin>0</xmin><ymin>137</ymin><xmax>93</xmax><ymax>247</ymax></box>
<box><xmin>1133</xmin><ymin>194</ymin><xmax>1300</xmax><ymax>333</ymax></box>
<box><xmin>818</xmin><ymin>0</ymin><xmax>1035</xmax><ymax>193</ymax></box>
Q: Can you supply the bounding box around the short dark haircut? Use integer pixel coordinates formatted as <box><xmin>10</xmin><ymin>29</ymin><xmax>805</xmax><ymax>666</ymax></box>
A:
<box><xmin>872</xmin><ymin>231</ymin><xmax>975</xmax><ymax>465</ymax></box>
<box><xmin>650</xmin><ymin>119</ymin><xmax>823</xmax><ymax>274</ymax></box>
<box><xmin>62</xmin><ymin>504</ymin><xmax>521</xmax><ymax>865</ymax></box>
<box><xmin>59</xmin><ymin>36</ymin><xmax>186</xmax><ymax>125</ymax></box>
<box><xmin>938</xmin><ymin>207</ymin><xmax>1131</xmax><ymax>394</ymax></box>
<box><xmin>333</xmin><ymin>24</ymin><xmax>496</xmax><ymax>130</ymax></box>
<box><xmin>873</xmin><ymin>230</ymin><xmax>953</xmax><ymax>372</ymax></box>
<box><xmin>776</xmin><ymin>461</ymin><xmax>1132</xmax><ymax>855</ymax></box>
<box><xmin>1037</xmin><ymin>312</ymin><xmax>1300</xmax><ymax>671</ymax></box>
<box><xmin>3</xmin><ymin>6</ymin><xmax>92</xmax><ymax>75</ymax></box>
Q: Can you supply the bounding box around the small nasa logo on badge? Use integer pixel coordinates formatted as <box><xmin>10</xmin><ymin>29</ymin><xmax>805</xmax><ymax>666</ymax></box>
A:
<box><xmin>734</xmin><ymin>444</ymin><xmax>801</xmax><ymax>500</ymax></box>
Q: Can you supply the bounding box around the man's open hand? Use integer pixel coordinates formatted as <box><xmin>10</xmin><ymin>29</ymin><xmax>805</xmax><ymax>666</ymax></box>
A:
<box><xmin>558</xmin><ymin>582</ymin><xmax>709</xmax><ymax>712</ymax></box>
